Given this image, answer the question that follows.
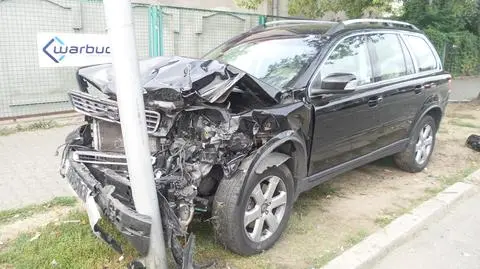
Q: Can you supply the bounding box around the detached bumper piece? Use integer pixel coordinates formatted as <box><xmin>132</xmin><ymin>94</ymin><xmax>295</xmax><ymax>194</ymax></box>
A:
<box><xmin>65</xmin><ymin>157</ymin><xmax>152</xmax><ymax>255</ymax></box>
<box><xmin>63</xmin><ymin>154</ymin><xmax>200</xmax><ymax>268</ymax></box>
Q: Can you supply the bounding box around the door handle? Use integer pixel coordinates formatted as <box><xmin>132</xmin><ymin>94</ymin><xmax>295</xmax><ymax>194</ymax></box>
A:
<box><xmin>368</xmin><ymin>96</ymin><xmax>383</xmax><ymax>107</ymax></box>
<box><xmin>414</xmin><ymin>85</ymin><xmax>424</xmax><ymax>94</ymax></box>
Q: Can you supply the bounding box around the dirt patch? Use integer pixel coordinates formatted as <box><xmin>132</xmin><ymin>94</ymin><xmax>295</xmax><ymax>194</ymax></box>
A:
<box><xmin>3</xmin><ymin>105</ymin><xmax>478</xmax><ymax>269</ymax></box>
<box><xmin>193</xmin><ymin>103</ymin><xmax>480</xmax><ymax>268</ymax></box>
<box><xmin>0</xmin><ymin>206</ymin><xmax>79</xmax><ymax>244</ymax></box>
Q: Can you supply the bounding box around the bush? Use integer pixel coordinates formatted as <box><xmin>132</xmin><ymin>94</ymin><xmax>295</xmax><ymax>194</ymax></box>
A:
<box><xmin>423</xmin><ymin>29</ymin><xmax>480</xmax><ymax>77</ymax></box>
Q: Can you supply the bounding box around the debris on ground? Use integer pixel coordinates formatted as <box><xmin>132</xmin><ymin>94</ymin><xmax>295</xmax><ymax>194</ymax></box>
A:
<box><xmin>466</xmin><ymin>134</ymin><xmax>480</xmax><ymax>152</ymax></box>
<box><xmin>28</xmin><ymin>232</ymin><xmax>41</xmax><ymax>242</ymax></box>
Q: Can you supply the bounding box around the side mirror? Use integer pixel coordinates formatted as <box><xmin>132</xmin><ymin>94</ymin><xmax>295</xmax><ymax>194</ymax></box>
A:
<box><xmin>310</xmin><ymin>73</ymin><xmax>357</xmax><ymax>96</ymax></box>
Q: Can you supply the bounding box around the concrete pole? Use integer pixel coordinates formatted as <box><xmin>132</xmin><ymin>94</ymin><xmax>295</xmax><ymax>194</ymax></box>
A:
<box><xmin>102</xmin><ymin>1</ymin><xmax>168</xmax><ymax>268</ymax></box>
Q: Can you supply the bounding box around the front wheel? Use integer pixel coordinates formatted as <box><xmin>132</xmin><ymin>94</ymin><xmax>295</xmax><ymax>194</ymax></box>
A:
<box><xmin>394</xmin><ymin>115</ymin><xmax>437</xmax><ymax>173</ymax></box>
<box><xmin>212</xmin><ymin>164</ymin><xmax>294</xmax><ymax>255</ymax></box>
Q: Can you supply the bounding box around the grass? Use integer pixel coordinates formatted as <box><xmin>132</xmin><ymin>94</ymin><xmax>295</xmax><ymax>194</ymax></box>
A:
<box><xmin>447</xmin><ymin>113</ymin><xmax>477</xmax><ymax>120</ymax></box>
<box><xmin>191</xmin><ymin>220</ymin><xmax>272</xmax><ymax>268</ymax></box>
<box><xmin>0</xmin><ymin>120</ymin><xmax>60</xmax><ymax>136</ymax></box>
<box><xmin>374</xmin><ymin>207</ymin><xmax>410</xmax><ymax>227</ymax></box>
<box><xmin>294</xmin><ymin>183</ymin><xmax>338</xmax><ymax>214</ymax></box>
<box><xmin>0</xmin><ymin>210</ymin><xmax>138</xmax><ymax>269</ymax></box>
<box><xmin>448</xmin><ymin>119</ymin><xmax>480</xmax><ymax>129</ymax></box>
<box><xmin>423</xmin><ymin>166</ymin><xmax>478</xmax><ymax>195</ymax></box>
<box><xmin>313</xmin><ymin>229</ymin><xmax>369</xmax><ymax>267</ymax></box>
<box><xmin>0</xmin><ymin>196</ymin><xmax>77</xmax><ymax>225</ymax></box>
<box><xmin>374</xmin><ymin>166</ymin><xmax>478</xmax><ymax>227</ymax></box>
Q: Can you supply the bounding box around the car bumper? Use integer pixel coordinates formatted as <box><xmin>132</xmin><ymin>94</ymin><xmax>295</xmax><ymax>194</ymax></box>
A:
<box><xmin>63</xmin><ymin>154</ymin><xmax>152</xmax><ymax>255</ymax></box>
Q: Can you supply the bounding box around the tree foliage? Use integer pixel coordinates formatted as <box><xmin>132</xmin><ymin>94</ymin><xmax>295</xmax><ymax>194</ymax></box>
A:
<box><xmin>235</xmin><ymin>0</ymin><xmax>394</xmax><ymax>18</ymax></box>
<box><xmin>401</xmin><ymin>0</ymin><xmax>480</xmax><ymax>75</ymax></box>
<box><xmin>233</xmin><ymin>0</ymin><xmax>480</xmax><ymax>76</ymax></box>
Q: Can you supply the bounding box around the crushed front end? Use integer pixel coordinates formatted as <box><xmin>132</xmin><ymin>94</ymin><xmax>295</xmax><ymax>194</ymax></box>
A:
<box><xmin>59</xmin><ymin>56</ymin><xmax>298</xmax><ymax>266</ymax></box>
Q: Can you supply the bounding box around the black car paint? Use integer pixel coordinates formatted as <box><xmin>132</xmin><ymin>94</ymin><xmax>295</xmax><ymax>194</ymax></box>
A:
<box><xmin>61</xmin><ymin>21</ymin><xmax>451</xmax><ymax>264</ymax></box>
<box><xmin>302</xmin><ymin>29</ymin><xmax>449</xmax><ymax>180</ymax></box>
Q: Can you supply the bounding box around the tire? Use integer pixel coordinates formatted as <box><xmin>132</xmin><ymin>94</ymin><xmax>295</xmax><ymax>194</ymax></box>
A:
<box><xmin>212</xmin><ymin>164</ymin><xmax>294</xmax><ymax>255</ymax></box>
<box><xmin>394</xmin><ymin>115</ymin><xmax>437</xmax><ymax>173</ymax></box>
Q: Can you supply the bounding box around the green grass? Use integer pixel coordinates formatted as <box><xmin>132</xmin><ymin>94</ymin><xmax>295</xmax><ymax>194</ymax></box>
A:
<box><xmin>448</xmin><ymin>119</ymin><xmax>480</xmax><ymax>129</ymax></box>
<box><xmin>0</xmin><ymin>210</ymin><xmax>138</xmax><ymax>269</ymax></box>
<box><xmin>374</xmin><ymin>207</ymin><xmax>411</xmax><ymax>227</ymax></box>
<box><xmin>422</xmin><ymin>166</ymin><xmax>478</xmax><ymax>195</ymax></box>
<box><xmin>0</xmin><ymin>197</ymin><xmax>77</xmax><ymax>225</ymax></box>
<box><xmin>191</xmin><ymin>220</ymin><xmax>272</xmax><ymax>268</ymax></box>
<box><xmin>0</xmin><ymin>120</ymin><xmax>60</xmax><ymax>136</ymax></box>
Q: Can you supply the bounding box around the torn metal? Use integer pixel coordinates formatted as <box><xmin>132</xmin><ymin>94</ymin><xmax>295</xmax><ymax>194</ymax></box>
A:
<box><xmin>61</xmin><ymin>56</ymin><xmax>311</xmax><ymax>267</ymax></box>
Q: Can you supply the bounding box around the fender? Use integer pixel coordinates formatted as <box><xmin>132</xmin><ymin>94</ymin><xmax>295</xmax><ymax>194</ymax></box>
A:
<box><xmin>235</xmin><ymin>130</ymin><xmax>308</xmax><ymax>205</ymax></box>
<box><xmin>409</xmin><ymin>104</ymin><xmax>443</xmax><ymax>137</ymax></box>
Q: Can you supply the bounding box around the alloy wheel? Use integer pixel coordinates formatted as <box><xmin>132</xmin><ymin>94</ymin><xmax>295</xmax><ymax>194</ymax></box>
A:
<box><xmin>415</xmin><ymin>124</ymin><xmax>433</xmax><ymax>165</ymax></box>
<box><xmin>243</xmin><ymin>175</ymin><xmax>287</xmax><ymax>242</ymax></box>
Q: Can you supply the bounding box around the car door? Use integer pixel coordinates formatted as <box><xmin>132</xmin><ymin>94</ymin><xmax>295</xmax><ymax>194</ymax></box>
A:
<box><xmin>366</xmin><ymin>32</ymin><xmax>428</xmax><ymax>148</ymax></box>
<box><xmin>308</xmin><ymin>34</ymin><xmax>384</xmax><ymax>175</ymax></box>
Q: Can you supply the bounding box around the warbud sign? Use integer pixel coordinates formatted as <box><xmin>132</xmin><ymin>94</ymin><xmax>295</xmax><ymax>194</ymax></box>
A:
<box><xmin>37</xmin><ymin>33</ymin><xmax>112</xmax><ymax>67</ymax></box>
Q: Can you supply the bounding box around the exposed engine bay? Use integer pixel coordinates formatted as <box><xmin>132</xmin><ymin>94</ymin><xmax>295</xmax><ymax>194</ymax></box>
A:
<box><xmin>61</xmin><ymin>56</ymin><xmax>310</xmax><ymax>267</ymax></box>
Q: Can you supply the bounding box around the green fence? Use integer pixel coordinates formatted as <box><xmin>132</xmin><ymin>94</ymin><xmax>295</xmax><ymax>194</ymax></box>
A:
<box><xmin>0</xmin><ymin>1</ymin><xmax>288</xmax><ymax>119</ymax></box>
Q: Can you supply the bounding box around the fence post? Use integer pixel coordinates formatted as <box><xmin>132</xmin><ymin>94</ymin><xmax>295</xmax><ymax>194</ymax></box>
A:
<box><xmin>158</xmin><ymin>7</ymin><xmax>164</xmax><ymax>56</ymax></box>
<box><xmin>441</xmin><ymin>41</ymin><xmax>447</xmax><ymax>66</ymax></box>
<box><xmin>148</xmin><ymin>6</ymin><xmax>163</xmax><ymax>56</ymax></box>
<box><xmin>258</xmin><ymin>15</ymin><xmax>266</xmax><ymax>25</ymax></box>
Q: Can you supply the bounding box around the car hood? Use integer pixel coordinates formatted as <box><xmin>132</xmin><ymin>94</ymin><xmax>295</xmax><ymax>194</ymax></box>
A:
<box><xmin>77</xmin><ymin>56</ymin><xmax>280</xmax><ymax>105</ymax></box>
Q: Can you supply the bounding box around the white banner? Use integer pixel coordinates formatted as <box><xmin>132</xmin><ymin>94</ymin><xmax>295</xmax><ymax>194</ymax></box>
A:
<box><xmin>37</xmin><ymin>33</ymin><xmax>112</xmax><ymax>67</ymax></box>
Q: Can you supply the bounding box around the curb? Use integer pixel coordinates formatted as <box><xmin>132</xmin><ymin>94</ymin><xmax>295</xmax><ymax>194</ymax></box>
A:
<box><xmin>321</xmin><ymin>169</ymin><xmax>480</xmax><ymax>269</ymax></box>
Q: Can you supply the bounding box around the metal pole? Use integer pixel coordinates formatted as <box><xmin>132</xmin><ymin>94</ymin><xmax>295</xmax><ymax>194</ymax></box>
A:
<box><xmin>102</xmin><ymin>1</ymin><xmax>168</xmax><ymax>268</ymax></box>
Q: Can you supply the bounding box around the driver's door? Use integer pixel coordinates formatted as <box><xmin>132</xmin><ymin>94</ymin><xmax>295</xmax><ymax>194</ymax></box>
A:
<box><xmin>308</xmin><ymin>34</ymin><xmax>384</xmax><ymax>175</ymax></box>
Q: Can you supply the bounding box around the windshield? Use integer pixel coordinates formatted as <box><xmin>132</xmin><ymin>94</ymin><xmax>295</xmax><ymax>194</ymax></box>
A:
<box><xmin>205</xmin><ymin>35</ymin><xmax>322</xmax><ymax>89</ymax></box>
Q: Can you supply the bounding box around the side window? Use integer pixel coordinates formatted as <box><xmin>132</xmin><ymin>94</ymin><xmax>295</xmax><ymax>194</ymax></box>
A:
<box><xmin>403</xmin><ymin>35</ymin><xmax>438</xmax><ymax>72</ymax></box>
<box><xmin>312</xmin><ymin>35</ymin><xmax>372</xmax><ymax>89</ymax></box>
<box><xmin>399</xmin><ymin>37</ymin><xmax>415</xmax><ymax>75</ymax></box>
<box><xmin>368</xmin><ymin>33</ymin><xmax>408</xmax><ymax>81</ymax></box>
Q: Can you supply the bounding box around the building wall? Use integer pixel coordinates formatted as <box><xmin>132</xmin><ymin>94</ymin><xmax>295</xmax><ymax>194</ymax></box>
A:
<box><xmin>0</xmin><ymin>0</ymin><xmax>271</xmax><ymax>118</ymax></box>
<box><xmin>134</xmin><ymin>0</ymin><xmax>273</xmax><ymax>15</ymax></box>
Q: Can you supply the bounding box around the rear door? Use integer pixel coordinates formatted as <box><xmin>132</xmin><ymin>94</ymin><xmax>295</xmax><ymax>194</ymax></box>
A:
<box><xmin>308</xmin><ymin>34</ymin><xmax>383</xmax><ymax>174</ymax></box>
<box><xmin>366</xmin><ymin>32</ymin><xmax>426</xmax><ymax>148</ymax></box>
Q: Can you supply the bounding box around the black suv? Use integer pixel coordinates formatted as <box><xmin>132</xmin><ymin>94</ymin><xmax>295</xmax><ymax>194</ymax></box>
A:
<box><xmin>61</xmin><ymin>19</ymin><xmax>450</xmax><ymax>264</ymax></box>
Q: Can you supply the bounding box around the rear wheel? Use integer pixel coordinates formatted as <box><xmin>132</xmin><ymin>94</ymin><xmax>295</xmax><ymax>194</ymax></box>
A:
<box><xmin>394</xmin><ymin>115</ymin><xmax>436</xmax><ymax>172</ymax></box>
<box><xmin>212</xmin><ymin>164</ymin><xmax>294</xmax><ymax>255</ymax></box>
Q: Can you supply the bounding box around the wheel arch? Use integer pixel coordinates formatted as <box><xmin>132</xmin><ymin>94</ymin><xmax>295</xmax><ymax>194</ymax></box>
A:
<box><xmin>235</xmin><ymin>130</ymin><xmax>308</xmax><ymax>204</ymax></box>
<box><xmin>410</xmin><ymin>105</ymin><xmax>443</xmax><ymax>136</ymax></box>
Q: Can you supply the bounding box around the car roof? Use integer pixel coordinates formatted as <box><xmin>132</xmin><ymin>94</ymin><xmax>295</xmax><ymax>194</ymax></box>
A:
<box><xmin>254</xmin><ymin>19</ymin><xmax>423</xmax><ymax>38</ymax></box>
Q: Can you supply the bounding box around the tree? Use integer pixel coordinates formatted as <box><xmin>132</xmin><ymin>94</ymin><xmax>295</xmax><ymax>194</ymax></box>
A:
<box><xmin>401</xmin><ymin>0</ymin><xmax>480</xmax><ymax>76</ymax></box>
<box><xmin>234</xmin><ymin>0</ymin><xmax>394</xmax><ymax>18</ymax></box>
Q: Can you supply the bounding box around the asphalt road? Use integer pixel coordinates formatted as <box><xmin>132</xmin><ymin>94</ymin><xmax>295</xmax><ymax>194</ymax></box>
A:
<box><xmin>450</xmin><ymin>77</ymin><xmax>480</xmax><ymax>101</ymax></box>
<box><xmin>0</xmin><ymin>126</ymin><xmax>75</xmax><ymax>210</ymax></box>
<box><xmin>373</xmin><ymin>191</ymin><xmax>480</xmax><ymax>269</ymax></box>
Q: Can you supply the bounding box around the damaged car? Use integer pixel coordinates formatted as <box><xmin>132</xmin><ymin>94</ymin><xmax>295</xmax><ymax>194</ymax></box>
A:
<box><xmin>60</xmin><ymin>18</ymin><xmax>451</xmax><ymax>266</ymax></box>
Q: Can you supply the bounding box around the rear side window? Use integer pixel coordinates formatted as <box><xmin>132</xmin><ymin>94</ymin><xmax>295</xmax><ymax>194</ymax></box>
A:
<box><xmin>403</xmin><ymin>35</ymin><xmax>438</xmax><ymax>72</ymax></box>
<box><xmin>313</xmin><ymin>35</ymin><xmax>372</xmax><ymax>88</ymax></box>
<box><xmin>368</xmin><ymin>33</ymin><xmax>408</xmax><ymax>81</ymax></box>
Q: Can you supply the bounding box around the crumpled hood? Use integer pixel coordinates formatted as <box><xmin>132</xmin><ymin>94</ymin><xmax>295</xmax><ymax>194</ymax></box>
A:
<box><xmin>77</xmin><ymin>56</ymin><xmax>279</xmax><ymax>104</ymax></box>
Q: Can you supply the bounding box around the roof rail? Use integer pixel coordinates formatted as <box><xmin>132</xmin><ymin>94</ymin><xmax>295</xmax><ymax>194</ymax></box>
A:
<box><xmin>264</xmin><ymin>20</ymin><xmax>336</xmax><ymax>26</ymax></box>
<box><xmin>326</xmin><ymin>19</ymin><xmax>419</xmax><ymax>35</ymax></box>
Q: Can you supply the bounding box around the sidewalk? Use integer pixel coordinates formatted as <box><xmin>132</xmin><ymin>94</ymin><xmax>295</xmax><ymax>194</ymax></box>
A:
<box><xmin>450</xmin><ymin>77</ymin><xmax>480</xmax><ymax>101</ymax></box>
<box><xmin>0</xmin><ymin>126</ymin><xmax>76</xmax><ymax>210</ymax></box>
<box><xmin>373</xmin><ymin>190</ymin><xmax>480</xmax><ymax>269</ymax></box>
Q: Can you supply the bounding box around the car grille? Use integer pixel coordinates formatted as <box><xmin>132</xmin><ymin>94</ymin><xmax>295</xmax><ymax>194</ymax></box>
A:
<box><xmin>69</xmin><ymin>90</ymin><xmax>160</xmax><ymax>133</ymax></box>
<box><xmin>73</xmin><ymin>150</ymin><xmax>129</xmax><ymax>165</ymax></box>
<box><xmin>72</xmin><ymin>150</ymin><xmax>156</xmax><ymax>166</ymax></box>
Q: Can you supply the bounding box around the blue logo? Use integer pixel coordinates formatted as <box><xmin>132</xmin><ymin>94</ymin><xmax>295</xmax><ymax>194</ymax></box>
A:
<box><xmin>42</xmin><ymin>36</ymin><xmax>111</xmax><ymax>63</ymax></box>
<box><xmin>43</xmin><ymin>37</ymin><xmax>66</xmax><ymax>63</ymax></box>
